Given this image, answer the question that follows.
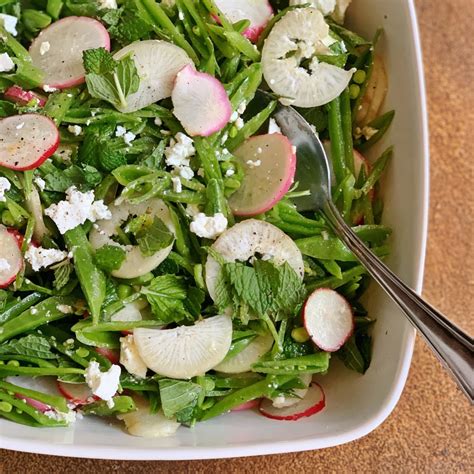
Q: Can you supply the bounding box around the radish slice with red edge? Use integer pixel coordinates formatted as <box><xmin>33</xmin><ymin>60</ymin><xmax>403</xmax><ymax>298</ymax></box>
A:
<box><xmin>229</xmin><ymin>133</ymin><xmax>296</xmax><ymax>216</ymax></box>
<box><xmin>259</xmin><ymin>383</ymin><xmax>325</xmax><ymax>421</ymax></box>
<box><xmin>15</xmin><ymin>394</ymin><xmax>51</xmax><ymax>413</ymax></box>
<box><xmin>57</xmin><ymin>381</ymin><xmax>98</xmax><ymax>405</ymax></box>
<box><xmin>304</xmin><ymin>288</ymin><xmax>354</xmax><ymax>352</ymax></box>
<box><xmin>29</xmin><ymin>16</ymin><xmax>110</xmax><ymax>89</ymax></box>
<box><xmin>231</xmin><ymin>399</ymin><xmax>260</xmax><ymax>412</ymax></box>
<box><xmin>95</xmin><ymin>347</ymin><xmax>120</xmax><ymax>365</ymax></box>
<box><xmin>0</xmin><ymin>114</ymin><xmax>59</xmax><ymax>170</ymax></box>
<box><xmin>171</xmin><ymin>65</ymin><xmax>232</xmax><ymax>137</ymax></box>
<box><xmin>0</xmin><ymin>225</ymin><xmax>23</xmax><ymax>288</ymax></box>
<box><xmin>213</xmin><ymin>0</ymin><xmax>274</xmax><ymax>42</ymax></box>
<box><xmin>4</xmin><ymin>86</ymin><xmax>46</xmax><ymax>107</ymax></box>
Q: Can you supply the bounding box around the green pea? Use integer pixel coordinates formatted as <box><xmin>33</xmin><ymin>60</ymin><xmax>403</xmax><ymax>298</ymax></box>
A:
<box><xmin>7</xmin><ymin>360</ymin><xmax>20</xmax><ymax>367</ymax></box>
<box><xmin>1</xmin><ymin>210</ymin><xmax>15</xmax><ymax>227</ymax></box>
<box><xmin>192</xmin><ymin>25</ymin><xmax>201</xmax><ymax>36</ymax></box>
<box><xmin>229</xmin><ymin>126</ymin><xmax>238</xmax><ymax>138</ymax></box>
<box><xmin>349</xmin><ymin>84</ymin><xmax>361</xmax><ymax>100</ymax></box>
<box><xmin>291</xmin><ymin>327</ymin><xmax>310</xmax><ymax>343</ymax></box>
<box><xmin>0</xmin><ymin>401</ymin><xmax>12</xmax><ymax>412</ymax></box>
<box><xmin>117</xmin><ymin>284</ymin><xmax>133</xmax><ymax>300</ymax></box>
<box><xmin>15</xmin><ymin>408</ymin><xmax>23</xmax><ymax>414</ymax></box>
<box><xmin>76</xmin><ymin>347</ymin><xmax>89</xmax><ymax>358</ymax></box>
<box><xmin>353</xmin><ymin>69</ymin><xmax>366</xmax><ymax>84</ymax></box>
<box><xmin>0</xmin><ymin>360</ymin><xmax>4</xmax><ymax>365</ymax></box>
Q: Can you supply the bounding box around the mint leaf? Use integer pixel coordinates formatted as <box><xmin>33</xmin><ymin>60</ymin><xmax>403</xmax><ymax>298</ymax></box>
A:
<box><xmin>95</xmin><ymin>245</ymin><xmax>126</xmax><ymax>273</ymax></box>
<box><xmin>0</xmin><ymin>334</ymin><xmax>58</xmax><ymax>359</ymax></box>
<box><xmin>136</xmin><ymin>217</ymin><xmax>174</xmax><ymax>257</ymax></box>
<box><xmin>53</xmin><ymin>262</ymin><xmax>73</xmax><ymax>290</ymax></box>
<box><xmin>83</xmin><ymin>47</ymin><xmax>116</xmax><ymax>74</ymax></box>
<box><xmin>158</xmin><ymin>379</ymin><xmax>202</xmax><ymax>419</ymax></box>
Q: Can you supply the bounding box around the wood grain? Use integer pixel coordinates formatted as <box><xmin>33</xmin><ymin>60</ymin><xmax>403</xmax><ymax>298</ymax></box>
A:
<box><xmin>1</xmin><ymin>1</ymin><xmax>473</xmax><ymax>472</ymax></box>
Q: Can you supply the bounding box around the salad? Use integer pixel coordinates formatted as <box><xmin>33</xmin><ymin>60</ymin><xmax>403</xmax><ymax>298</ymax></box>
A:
<box><xmin>0</xmin><ymin>0</ymin><xmax>394</xmax><ymax>437</ymax></box>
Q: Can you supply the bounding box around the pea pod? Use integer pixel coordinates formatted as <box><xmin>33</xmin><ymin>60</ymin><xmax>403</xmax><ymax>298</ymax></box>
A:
<box><xmin>81</xmin><ymin>396</ymin><xmax>136</xmax><ymax>417</ymax></box>
<box><xmin>0</xmin><ymin>365</ymin><xmax>84</xmax><ymax>378</ymax></box>
<box><xmin>0</xmin><ymin>292</ymin><xmax>44</xmax><ymax>324</ymax></box>
<box><xmin>251</xmin><ymin>353</ymin><xmax>330</xmax><ymax>375</ymax></box>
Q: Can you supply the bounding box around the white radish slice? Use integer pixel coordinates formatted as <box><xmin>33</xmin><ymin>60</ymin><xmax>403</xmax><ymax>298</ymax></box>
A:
<box><xmin>57</xmin><ymin>381</ymin><xmax>98</xmax><ymax>405</ymax></box>
<box><xmin>0</xmin><ymin>114</ymin><xmax>59</xmax><ymax>170</ymax></box>
<box><xmin>205</xmin><ymin>220</ymin><xmax>304</xmax><ymax>302</ymax></box>
<box><xmin>89</xmin><ymin>198</ymin><xmax>175</xmax><ymax>279</ymax></box>
<box><xmin>289</xmin><ymin>0</ymin><xmax>336</xmax><ymax>16</ymax></box>
<box><xmin>134</xmin><ymin>315</ymin><xmax>232</xmax><ymax>379</ymax></box>
<box><xmin>117</xmin><ymin>396</ymin><xmax>180</xmax><ymax>438</ymax></box>
<box><xmin>4</xmin><ymin>86</ymin><xmax>46</xmax><ymax>107</ymax></box>
<box><xmin>262</xmin><ymin>8</ymin><xmax>354</xmax><ymax>107</ymax></box>
<box><xmin>259</xmin><ymin>382</ymin><xmax>325</xmax><ymax>420</ymax></box>
<box><xmin>16</xmin><ymin>395</ymin><xmax>51</xmax><ymax>413</ymax></box>
<box><xmin>111</xmin><ymin>302</ymin><xmax>143</xmax><ymax>323</ymax></box>
<box><xmin>120</xmin><ymin>335</ymin><xmax>148</xmax><ymax>379</ymax></box>
<box><xmin>271</xmin><ymin>373</ymin><xmax>312</xmax><ymax>408</ymax></box>
<box><xmin>29</xmin><ymin>16</ymin><xmax>110</xmax><ymax>90</ymax></box>
<box><xmin>171</xmin><ymin>65</ymin><xmax>232</xmax><ymax>137</ymax></box>
<box><xmin>229</xmin><ymin>133</ymin><xmax>296</xmax><ymax>216</ymax></box>
<box><xmin>213</xmin><ymin>0</ymin><xmax>274</xmax><ymax>42</ymax></box>
<box><xmin>113</xmin><ymin>40</ymin><xmax>193</xmax><ymax>113</ymax></box>
<box><xmin>0</xmin><ymin>225</ymin><xmax>23</xmax><ymax>288</ymax></box>
<box><xmin>25</xmin><ymin>186</ymin><xmax>49</xmax><ymax>242</ymax></box>
<box><xmin>214</xmin><ymin>333</ymin><xmax>273</xmax><ymax>373</ymax></box>
<box><xmin>304</xmin><ymin>288</ymin><xmax>354</xmax><ymax>352</ymax></box>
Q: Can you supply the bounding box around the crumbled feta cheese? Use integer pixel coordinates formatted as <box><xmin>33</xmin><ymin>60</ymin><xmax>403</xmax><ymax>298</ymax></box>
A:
<box><xmin>190</xmin><ymin>213</ymin><xmax>228</xmax><ymax>240</ymax></box>
<box><xmin>154</xmin><ymin>117</ymin><xmax>162</xmax><ymax>127</ymax></box>
<box><xmin>0</xmin><ymin>13</ymin><xmax>18</xmax><ymax>36</ymax></box>
<box><xmin>44</xmin><ymin>409</ymin><xmax>77</xmax><ymax>424</ymax></box>
<box><xmin>65</xmin><ymin>338</ymin><xmax>74</xmax><ymax>345</ymax></box>
<box><xmin>39</xmin><ymin>41</ymin><xmax>50</xmax><ymax>56</ymax></box>
<box><xmin>115</xmin><ymin>125</ymin><xmax>126</xmax><ymax>137</ymax></box>
<box><xmin>67</xmin><ymin>125</ymin><xmax>82</xmax><ymax>136</ymax></box>
<box><xmin>185</xmin><ymin>204</ymin><xmax>200</xmax><ymax>217</ymax></box>
<box><xmin>123</xmin><ymin>131</ymin><xmax>136</xmax><ymax>146</ymax></box>
<box><xmin>354</xmin><ymin>125</ymin><xmax>379</xmax><ymax>141</ymax></box>
<box><xmin>246</xmin><ymin>159</ymin><xmax>262</xmax><ymax>169</ymax></box>
<box><xmin>321</xmin><ymin>230</ymin><xmax>329</xmax><ymax>241</ymax></box>
<box><xmin>197</xmin><ymin>167</ymin><xmax>205</xmax><ymax>178</ymax></box>
<box><xmin>57</xmin><ymin>304</ymin><xmax>74</xmax><ymax>314</ymax></box>
<box><xmin>225</xmin><ymin>169</ymin><xmax>235</xmax><ymax>177</ymax></box>
<box><xmin>97</xmin><ymin>0</ymin><xmax>117</xmax><ymax>9</ymax></box>
<box><xmin>0</xmin><ymin>177</ymin><xmax>11</xmax><ymax>202</ymax></box>
<box><xmin>235</xmin><ymin>117</ymin><xmax>244</xmax><ymax>130</ymax></box>
<box><xmin>25</xmin><ymin>246</ymin><xmax>68</xmax><ymax>272</ymax></box>
<box><xmin>165</xmin><ymin>132</ymin><xmax>195</xmax><ymax>179</ymax></box>
<box><xmin>45</xmin><ymin>186</ymin><xmax>111</xmax><ymax>234</ymax></box>
<box><xmin>120</xmin><ymin>335</ymin><xmax>147</xmax><ymax>379</ymax></box>
<box><xmin>178</xmin><ymin>10</ymin><xmax>184</xmax><ymax>21</ymax></box>
<box><xmin>171</xmin><ymin>176</ymin><xmax>182</xmax><ymax>193</ymax></box>
<box><xmin>0</xmin><ymin>53</ymin><xmax>15</xmax><ymax>72</ymax></box>
<box><xmin>43</xmin><ymin>85</ymin><xmax>58</xmax><ymax>93</ymax></box>
<box><xmin>230</xmin><ymin>111</ymin><xmax>239</xmax><ymax>122</ymax></box>
<box><xmin>0</xmin><ymin>258</ymin><xmax>10</xmax><ymax>273</ymax></box>
<box><xmin>220</xmin><ymin>132</ymin><xmax>229</xmax><ymax>145</ymax></box>
<box><xmin>34</xmin><ymin>177</ymin><xmax>46</xmax><ymax>191</ymax></box>
<box><xmin>85</xmin><ymin>361</ymin><xmax>121</xmax><ymax>402</ymax></box>
<box><xmin>268</xmin><ymin>118</ymin><xmax>282</xmax><ymax>135</ymax></box>
<box><xmin>237</xmin><ymin>102</ymin><xmax>247</xmax><ymax>115</ymax></box>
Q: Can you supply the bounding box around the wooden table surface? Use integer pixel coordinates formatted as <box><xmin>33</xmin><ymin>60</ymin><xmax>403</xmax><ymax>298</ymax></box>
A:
<box><xmin>1</xmin><ymin>1</ymin><xmax>473</xmax><ymax>472</ymax></box>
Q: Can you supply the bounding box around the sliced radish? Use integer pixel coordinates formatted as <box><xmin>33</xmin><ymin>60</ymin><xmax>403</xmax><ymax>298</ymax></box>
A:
<box><xmin>289</xmin><ymin>0</ymin><xmax>337</xmax><ymax>16</ymax></box>
<box><xmin>117</xmin><ymin>396</ymin><xmax>180</xmax><ymax>438</ymax></box>
<box><xmin>262</xmin><ymin>8</ymin><xmax>354</xmax><ymax>107</ymax></box>
<box><xmin>231</xmin><ymin>398</ymin><xmax>260</xmax><ymax>411</ymax></box>
<box><xmin>229</xmin><ymin>133</ymin><xmax>296</xmax><ymax>216</ymax></box>
<box><xmin>134</xmin><ymin>315</ymin><xmax>232</xmax><ymax>379</ymax></box>
<box><xmin>259</xmin><ymin>382</ymin><xmax>325</xmax><ymax>420</ymax></box>
<box><xmin>0</xmin><ymin>114</ymin><xmax>59</xmax><ymax>171</ymax></box>
<box><xmin>89</xmin><ymin>198</ymin><xmax>175</xmax><ymax>279</ymax></box>
<box><xmin>113</xmin><ymin>40</ymin><xmax>193</xmax><ymax>113</ymax></box>
<box><xmin>95</xmin><ymin>347</ymin><xmax>120</xmax><ymax>365</ymax></box>
<box><xmin>214</xmin><ymin>0</ymin><xmax>274</xmax><ymax>42</ymax></box>
<box><xmin>29</xmin><ymin>16</ymin><xmax>110</xmax><ymax>89</ymax></box>
<box><xmin>4</xmin><ymin>86</ymin><xmax>46</xmax><ymax>107</ymax></box>
<box><xmin>214</xmin><ymin>333</ymin><xmax>273</xmax><ymax>373</ymax></box>
<box><xmin>15</xmin><ymin>395</ymin><xmax>51</xmax><ymax>413</ymax></box>
<box><xmin>171</xmin><ymin>65</ymin><xmax>232</xmax><ymax>137</ymax></box>
<box><xmin>57</xmin><ymin>381</ymin><xmax>98</xmax><ymax>405</ymax></box>
<box><xmin>0</xmin><ymin>224</ymin><xmax>23</xmax><ymax>288</ymax></box>
<box><xmin>120</xmin><ymin>335</ymin><xmax>148</xmax><ymax>379</ymax></box>
<box><xmin>271</xmin><ymin>373</ymin><xmax>312</xmax><ymax>408</ymax></box>
<box><xmin>205</xmin><ymin>219</ymin><xmax>304</xmax><ymax>302</ymax></box>
<box><xmin>304</xmin><ymin>288</ymin><xmax>354</xmax><ymax>352</ymax></box>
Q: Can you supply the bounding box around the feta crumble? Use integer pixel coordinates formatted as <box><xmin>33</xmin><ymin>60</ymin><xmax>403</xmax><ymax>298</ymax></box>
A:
<box><xmin>97</xmin><ymin>0</ymin><xmax>117</xmax><ymax>9</ymax></box>
<box><xmin>44</xmin><ymin>409</ymin><xmax>77</xmax><ymax>424</ymax></box>
<box><xmin>45</xmin><ymin>186</ymin><xmax>111</xmax><ymax>234</ymax></box>
<box><xmin>39</xmin><ymin>41</ymin><xmax>50</xmax><ymax>55</ymax></box>
<box><xmin>34</xmin><ymin>177</ymin><xmax>46</xmax><ymax>191</ymax></box>
<box><xmin>246</xmin><ymin>159</ymin><xmax>262</xmax><ymax>169</ymax></box>
<box><xmin>0</xmin><ymin>53</ymin><xmax>15</xmax><ymax>72</ymax></box>
<box><xmin>165</xmin><ymin>132</ymin><xmax>195</xmax><ymax>180</ymax></box>
<box><xmin>0</xmin><ymin>258</ymin><xmax>10</xmax><ymax>273</ymax></box>
<box><xmin>0</xmin><ymin>177</ymin><xmax>11</xmax><ymax>202</ymax></box>
<box><xmin>0</xmin><ymin>13</ymin><xmax>18</xmax><ymax>36</ymax></box>
<box><xmin>85</xmin><ymin>361</ymin><xmax>121</xmax><ymax>402</ymax></box>
<box><xmin>43</xmin><ymin>85</ymin><xmax>58</xmax><ymax>93</ymax></box>
<box><xmin>225</xmin><ymin>169</ymin><xmax>235</xmax><ymax>177</ymax></box>
<box><xmin>25</xmin><ymin>246</ymin><xmax>68</xmax><ymax>272</ymax></box>
<box><xmin>120</xmin><ymin>335</ymin><xmax>147</xmax><ymax>379</ymax></box>
<box><xmin>57</xmin><ymin>304</ymin><xmax>74</xmax><ymax>314</ymax></box>
<box><xmin>235</xmin><ymin>117</ymin><xmax>244</xmax><ymax>130</ymax></box>
<box><xmin>154</xmin><ymin>117</ymin><xmax>162</xmax><ymax>127</ymax></box>
<box><xmin>67</xmin><ymin>125</ymin><xmax>82</xmax><ymax>136</ymax></box>
<box><xmin>115</xmin><ymin>126</ymin><xmax>136</xmax><ymax>146</ymax></box>
<box><xmin>171</xmin><ymin>176</ymin><xmax>182</xmax><ymax>193</ymax></box>
<box><xmin>190</xmin><ymin>213</ymin><xmax>228</xmax><ymax>240</ymax></box>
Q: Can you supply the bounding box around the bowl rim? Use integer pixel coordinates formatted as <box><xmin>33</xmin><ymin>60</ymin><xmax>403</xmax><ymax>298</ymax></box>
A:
<box><xmin>1</xmin><ymin>0</ymin><xmax>429</xmax><ymax>460</ymax></box>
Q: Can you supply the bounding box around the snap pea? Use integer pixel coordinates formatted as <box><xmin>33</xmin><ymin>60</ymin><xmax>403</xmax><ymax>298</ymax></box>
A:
<box><xmin>64</xmin><ymin>226</ymin><xmax>106</xmax><ymax>325</ymax></box>
<box><xmin>0</xmin><ymin>292</ymin><xmax>44</xmax><ymax>324</ymax></box>
<box><xmin>194</xmin><ymin>138</ymin><xmax>223</xmax><ymax>182</ymax></box>
<box><xmin>340</xmin><ymin>88</ymin><xmax>355</xmax><ymax>175</ymax></box>
<box><xmin>327</xmin><ymin>96</ymin><xmax>347</xmax><ymax>185</ymax></box>
<box><xmin>46</xmin><ymin>0</ymin><xmax>63</xmax><ymax>19</ymax></box>
<box><xmin>43</xmin><ymin>89</ymin><xmax>79</xmax><ymax>125</ymax></box>
<box><xmin>306</xmin><ymin>265</ymin><xmax>367</xmax><ymax>292</ymax></box>
<box><xmin>251</xmin><ymin>353</ymin><xmax>330</xmax><ymax>375</ymax></box>
<box><xmin>0</xmin><ymin>366</ymin><xmax>84</xmax><ymax>378</ymax></box>
<box><xmin>360</xmin><ymin>146</ymin><xmax>393</xmax><ymax>195</ymax></box>
<box><xmin>229</xmin><ymin>63</ymin><xmax>262</xmax><ymax>112</ymax></box>
<box><xmin>72</xmin><ymin>319</ymin><xmax>164</xmax><ymax>334</ymax></box>
<box><xmin>0</xmin><ymin>296</ymin><xmax>77</xmax><ymax>343</ymax></box>
<box><xmin>357</xmin><ymin>110</ymin><xmax>395</xmax><ymax>152</ymax></box>
<box><xmin>0</xmin><ymin>409</ymin><xmax>43</xmax><ymax>427</ymax></box>
<box><xmin>205</xmin><ymin>178</ymin><xmax>228</xmax><ymax>218</ymax></box>
<box><xmin>0</xmin><ymin>355</ymin><xmax>56</xmax><ymax>368</ymax></box>
<box><xmin>81</xmin><ymin>396</ymin><xmax>136</xmax><ymax>417</ymax></box>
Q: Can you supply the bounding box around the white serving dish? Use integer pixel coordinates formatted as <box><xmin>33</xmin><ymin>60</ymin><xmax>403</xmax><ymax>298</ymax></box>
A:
<box><xmin>1</xmin><ymin>0</ymin><xmax>429</xmax><ymax>460</ymax></box>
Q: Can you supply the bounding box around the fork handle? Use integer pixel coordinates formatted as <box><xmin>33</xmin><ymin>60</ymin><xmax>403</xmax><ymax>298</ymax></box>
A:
<box><xmin>323</xmin><ymin>201</ymin><xmax>474</xmax><ymax>403</ymax></box>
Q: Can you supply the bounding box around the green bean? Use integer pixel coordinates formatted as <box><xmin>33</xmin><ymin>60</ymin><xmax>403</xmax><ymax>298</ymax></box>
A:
<box><xmin>0</xmin><ymin>381</ymin><xmax>68</xmax><ymax>413</ymax></box>
<box><xmin>0</xmin><ymin>366</ymin><xmax>84</xmax><ymax>377</ymax></box>
<box><xmin>220</xmin><ymin>56</ymin><xmax>241</xmax><ymax>83</ymax></box>
<box><xmin>72</xmin><ymin>319</ymin><xmax>164</xmax><ymax>334</ymax></box>
<box><xmin>176</xmin><ymin>0</ymin><xmax>209</xmax><ymax>59</ymax></box>
<box><xmin>205</xmin><ymin>178</ymin><xmax>228</xmax><ymax>217</ymax></box>
<box><xmin>360</xmin><ymin>146</ymin><xmax>393</xmax><ymax>195</ymax></box>
<box><xmin>327</xmin><ymin>97</ymin><xmax>347</xmax><ymax>184</ymax></box>
<box><xmin>226</xmin><ymin>101</ymin><xmax>277</xmax><ymax>151</ymax></box>
<box><xmin>64</xmin><ymin>226</ymin><xmax>106</xmax><ymax>325</ymax></box>
<box><xmin>194</xmin><ymin>138</ymin><xmax>223</xmax><ymax>181</ymax></box>
<box><xmin>0</xmin><ymin>292</ymin><xmax>44</xmax><ymax>324</ymax></box>
<box><xmin>223</xmin><ymin>31</ymin><xmax>260</xmax><ymax>61</ymax></box>
<box><xmin>0</xmin><ymin>296</ymin><xmax>77</xmax><ymax>343</ymax></box>
<box><xmin>306</xmin><ymin>265</ymin><xmax>367</xmax><ymax>292</ymax></box>
<box><xmin>340</xmin><ymin>88</ymin><xmax>355</xmax><ymax>174</ymax></box>
<box><xmin>251</xmin><ymin>353</ymin><xmax>330</xmax><ymax>375</ymax></box>
<box><xmin>0</xmin><ymin>355</ymin><xmax>56</xmax><ymax>368</ymax></box>
<box><xmin>322</xmin><ymin>260</ymin><xmax>343</xmax><ymax>279</ymax></box>
<box><xmin>357</xmin><ymin>110</ymin><xmax>395</xmax><ymax>152</ymax></box>
<box><xmin>229</xmin><ymin>63</ymin><xmax>262</xmax><ymax>111</ymax></box>
<box><xmin>157</xmin><ymin>189</ymin><xmax>205</xmax><ymax>205</ymax></box>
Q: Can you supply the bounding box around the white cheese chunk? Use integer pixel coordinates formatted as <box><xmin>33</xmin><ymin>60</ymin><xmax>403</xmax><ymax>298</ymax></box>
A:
<box><xmin>0</xmin><ymin>177</ymin><xmax>11</xmax><ymax>202</ymax></box>
<box><xmin>67</xmin><ymin>125</ymin><xmax>82</xmax><ymax>136</ymax></box>
<box><xmin>0</xmin><ymin>13</ymin><xmax>18</xmax><ymax>36</ymax></box>
<box><xmin>190</xmin><ymin>213</ymin><xmax>228</xmax><ymax>240</ymax></box>
<box><xmin>0</xmin><ymin>52</ymin><xmax>15</xmax><ymax>72</ymax></box>
<box><xmin>25</xmin><ymin>246</ymin><xmax>68</xmax><ymax>272</ymax></box>
<box><xmin>85</xmin><ymin>361</ymin><xmax>121</xmax><ymax>401</ymax></box>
